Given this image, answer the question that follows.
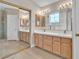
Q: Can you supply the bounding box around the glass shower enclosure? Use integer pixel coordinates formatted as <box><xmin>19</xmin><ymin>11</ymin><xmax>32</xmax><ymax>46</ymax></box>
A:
<box><xmin>0</xmin><ymin>9</ymin><xmax>7</xmax><ymax>39</ymax></box>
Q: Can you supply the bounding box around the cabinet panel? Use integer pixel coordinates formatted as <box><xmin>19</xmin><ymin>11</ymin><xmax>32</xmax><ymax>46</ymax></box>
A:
<box><xmin>22</xmin><ymin>32</ymin><xmax>26</xmax><ymax>42</ymax></box>
<box><xmin>34</xmin><ymin>34</ymin><xmax>39</xmax><ymax>47</ymax></box>
<box><xmin>25</xmin><ymin>32</ymin><xmax>29</xmax><ymax>43</ymax></box>
<box><xmin>19</xmin><ymin>32</ymin><xmax>22</xmax><ymax>41</ymax></box>
<box><xmin>61</xmin><ymin>38</ymin><xmax>72</xmax><ymax>59</ymax></box>
<box><xmin>19</xmin><ymin>31</ymin><xmax>30</xmax><ymax>43</ymax></box>
<box><xmin>43</xmin><ymin>35</ymin><xmax>52</xmax><ymax>52</ymax></box>
<box><xmin>34</xmin><ymin>34</ymin><xmax>43</xmax><ymax>48</ymax></box>
<box><xmin>53</xmin><ymin>37</ymin><xmax>61</xmax><ymax>55</ymax></box>
<box><xmin>44</xmin><ymin>44</ymin><xmax>52</xmax><ymax>52</ymax></box>
<box><xmin>44</xmin><ymin>35</ymin><xmax>52</xmax><ymax>45</ymax></box>
<box><xmin>38</xmin><ymin>35</ymin><xmax>43</xmax><ymax>48</ymax></box>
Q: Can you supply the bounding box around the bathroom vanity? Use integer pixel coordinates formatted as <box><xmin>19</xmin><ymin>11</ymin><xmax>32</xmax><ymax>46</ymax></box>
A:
<box><xmin>19</xmin><ymin>31</ymin><xmax>30</xmax><ymax>44</ymax></box>
<box><xmin>34</xmin><ymin>32</ymin><xmax>72</xmax><ymax>59</ymax></box>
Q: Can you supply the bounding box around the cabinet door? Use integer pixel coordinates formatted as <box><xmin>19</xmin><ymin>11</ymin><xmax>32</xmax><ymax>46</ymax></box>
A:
<box><xmin>19</xmin><ymin>31</ymin><xmax>22</xmax><ymax>41</ymax></box>
<box><xmin>53</xmin><ymin>37</ymin><xmax>61</xmax><ymax>55</ymax></box>
<box><xmin>19</xmin><ymin>32</ymin><xmax>29</xmax><ymax>43</ymax></box>
<box><xmin>43</xmin><ymin>35</ymin><xmax>52</xmax><ymax>52</ymax></box>
<box><xmin>23</xmin><ymin>32</ymin><xmax>26</xmax><ymax>42</ymax></box>
<box><xmin>61</xmin><ymin>38</ymin><xmax>72</xmax><ymax>59</ymax></box>
<box><xmin>34</xmin><ymin>34</ymin><xmax>39</xmax><ymax>47</ymax></box>
<box><xmin>25</xmin><ymin>32</ymin><xmax>30</xmax><ymax>43</ymax></box>
<box><xmin>38</xmin><ymin>35</ymin><xmax>43</xmax><ymax>48</ymax></box>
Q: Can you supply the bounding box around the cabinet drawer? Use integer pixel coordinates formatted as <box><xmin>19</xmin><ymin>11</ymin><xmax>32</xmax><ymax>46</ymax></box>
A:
<box><xmin>53</xmin><ymin>37</ymin><xmax>60</xmax><ymax>42</ymax></box>
<box><xmin>61</xmin><ymin>38</ymin><xmax>72</xmax><ymax>44</ymax></box>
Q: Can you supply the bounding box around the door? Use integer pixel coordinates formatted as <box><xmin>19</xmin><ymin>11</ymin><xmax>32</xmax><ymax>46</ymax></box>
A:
<box><xmin>7</xmin><ymin>15</ymin><xmax>19</xmax><ymax>40</ymax></box>
<box><xmin>72</xmin><ymin>0</ymin><xmax>79</xmax><ymax>59</ymax></box>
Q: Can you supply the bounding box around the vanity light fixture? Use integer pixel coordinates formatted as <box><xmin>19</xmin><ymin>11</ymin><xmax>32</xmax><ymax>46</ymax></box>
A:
<box><xmin>59</xmin><ymin>1</ymin><xmax>72</xmax><ymax>10</ymax></box>
<box><xmin>37</xmin><ymin>8</ymin><xmax>51</xmax><ymax>15</ymax></box>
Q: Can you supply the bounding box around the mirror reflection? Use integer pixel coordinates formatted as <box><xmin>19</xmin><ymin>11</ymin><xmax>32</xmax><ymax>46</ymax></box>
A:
<box><xmin>20</xmin><ymin>10</ymin><xmax>30</xmax><ymax>27</ymax></box>
<box><xmin>0</xmin><ymin>2</ymin><xmax>31</xmax><ymax>58</ymax></box>
<box><xmin>35</xmin><ymin>0</ymin><xmax>72</xmax><ymax>33</ymax></box>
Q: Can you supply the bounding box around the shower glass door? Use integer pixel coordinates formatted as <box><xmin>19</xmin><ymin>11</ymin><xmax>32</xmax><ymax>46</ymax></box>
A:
<box><xmin>0</xmin><ymin>9</ymin><xmax>7</xmax><ymax>39</ymax></box>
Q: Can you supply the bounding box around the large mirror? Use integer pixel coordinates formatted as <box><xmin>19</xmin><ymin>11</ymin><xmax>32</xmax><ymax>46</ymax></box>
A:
<box><xmin>19</xmin><ymin>9</ymin><xmax>31</xmax><ymax>44</ymax></box>
<box><xmin>0</xmin><ymin>2</ymin><xmax>31</xmax><ymax>58</ymax></box>
<box><xmin>48</xmin><ymin>9</ymin><xmax>72</xmax><ymax>31</ymax></box>
<box><xmin>35</xmin><ymin>14</ymin><xmax>46</xmax><ymax>27</ymax></box>
<box><xmin>20</xmin><ymin>10</ymin><xmax>30</xmax><ymax>27</ymax></box>
<box><xmin>35</xmin><ymin>0</ymin><xmax>72</xmax><ymax>33</ymax></box>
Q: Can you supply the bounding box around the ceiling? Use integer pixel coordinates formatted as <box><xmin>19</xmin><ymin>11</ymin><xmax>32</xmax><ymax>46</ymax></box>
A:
<box><xmin>32</xmin><ymin>0</ymin><xmax>59</xmax><ymax>7</ymax></box>
<box><xmin>0</xmin><ymin>3</ymin><xmax>19</xmax><ymax>15</ymax></box>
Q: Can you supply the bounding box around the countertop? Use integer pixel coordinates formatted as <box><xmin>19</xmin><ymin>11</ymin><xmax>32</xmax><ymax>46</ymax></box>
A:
<box><xmin>19</xmin><ymin>28</ymin><xmax>72</xmax><ymax>38</ymax></box>
<box><xmin>19</xmin><ymin>29</ymin><xmax>30</xmax><ymax>32</ymax></box>
<box><xmin>34</xmin><ymin>31</ymin><xmax>72</xmax><ymax>38</ymax></box>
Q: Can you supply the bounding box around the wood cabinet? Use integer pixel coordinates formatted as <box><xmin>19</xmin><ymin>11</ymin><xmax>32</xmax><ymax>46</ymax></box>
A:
<box><xmin>53</xmin><ymin>37</ymin><xmax>61</xmax><ymax>55</ymax></box>
<box><xmin>43</xmin><ymin>35</ymin><xmax>52</xmax><ymax>52</ymax></box>
<box><xmin>19</xmin><ymin>31</ymin><xmax>30</xmax><ymax>43</ymax></box>
<box><xmin>34</xmin><ymin>34</ymin><xmax>43</xmax><ymax>48</ymax></box>
<box><xmin>38</xmin><ymin>35</ymin><xmax>43</xmax><ymax>48</ymax></box>
<box><xmin>61</xmin><ymin>38</ymin><xmax>72</xmax><ymax>59</ymax></box>
<box><xmin>34</xmin><ymin>34</ymin><xmax>72</xmax><ymax>59</ymax></box>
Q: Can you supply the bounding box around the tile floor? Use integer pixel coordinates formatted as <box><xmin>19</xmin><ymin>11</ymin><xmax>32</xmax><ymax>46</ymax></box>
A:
<box><xmin>0</xmin><ymin>40</ymin><xmax>63</xmax><ymax>59</ymax></box>
<box><xmin>0</xmin><ymin>40</ymin><xmax>29</xmax><ymax>59</ymax></box>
